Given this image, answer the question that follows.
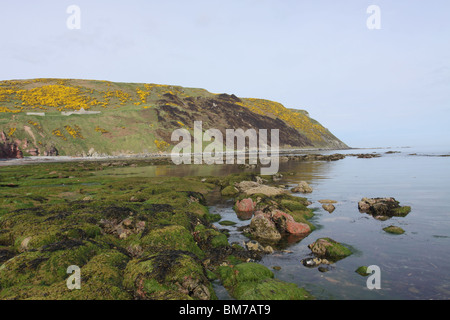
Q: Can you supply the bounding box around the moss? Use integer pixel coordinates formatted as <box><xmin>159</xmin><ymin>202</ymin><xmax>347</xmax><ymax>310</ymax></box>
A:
<box><xmin>233</xmin><ymin>278</ymin><xmax>313</xmax><ymax>300</ymax></box>
<box><xmin>309</xmin><ymin>238</ymin><xmax>352</xmax><ymax>262</ymax></box>
<box><xmin>355</xmin><ymin>266</ymin><xmax>370</xmax><ymax>276</ymax></box>
<box><xmin>80</xmin><ymin>250</ymin><xmax>129</xmax><ymax>287</ymax></box>
<box><xmin>217</xmin><ymin>262</ymin><xmax>312</xmax><ymax>300</ymax></box>
<box><xmin>391</xmin><ymin>206</ymin><xmax>411</xmax><ymax>217</ymax></box>
<box><xmin>218</xmin><ymin>262</ymin><xmax>274</xmax><ymax>288</ymax></box>
<box><xmin>211</xmin><ymin>234</ymin><xmax>229</xmax><ymax>248</ymax></box>
<box><xmin>280</xmin><ymin>199</ymin><xmax>308</xmax><ymax>212</ymax></box>
<box><xmin>194</xmin><ymin>224</ymin><xmax>229</xmax><ymax>249</ymax></box>
<box><xmin>218</xmin><ymin>220</ymin><xmax>237</xmax><ymax>226</ymax></box>
<box><xmin>383</xmin><ymin>225</ymin><xmax>405</xmax><ymax>234</ymax></box>
<box><xmin>221</xmin><ymin>185</ymin><xmax>239</xmax><ymax>197</ymax></box>
<box><xmin>137</xmin><ymin>225</ymin><xmax>204</xmax><ymax>258</ymax></box>
<box><xmin>123</xmin><ymin>251</ymin><xmax>216</xmax><ymax>300</ymax></box>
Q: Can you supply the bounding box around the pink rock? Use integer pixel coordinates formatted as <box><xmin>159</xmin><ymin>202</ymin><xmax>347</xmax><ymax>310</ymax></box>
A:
<box><xmin>272</xmin><ymin>210</ymin><xmax>311</xmax><ymax>235</ymax></box>
<box><xmin>235</xmin><ymin>198</ymin><xmax>256</xmax><ymax>212</ymax></box>
<box><xmin>286</xmin><ymin>221</ymin><xmax>311</xmax><ymax>234</ymax></box>
<box><xmin>235</xmin><ymin>198</ymin><xmax>257</xmax><ymax>220</ymax></box>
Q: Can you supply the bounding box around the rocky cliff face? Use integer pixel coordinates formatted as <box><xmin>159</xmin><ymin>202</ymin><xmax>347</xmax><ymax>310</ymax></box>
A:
<box><xmin>0</xmin><ymin>131</ymin><xmax>23</xmax><ymax>159</ymax></box>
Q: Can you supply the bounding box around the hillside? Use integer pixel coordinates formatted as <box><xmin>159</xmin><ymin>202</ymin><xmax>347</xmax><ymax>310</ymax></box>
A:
<box><xmin>0</xmin><ymin>78</ymin><xmax>348</xmax><ymax>158</ymax></box>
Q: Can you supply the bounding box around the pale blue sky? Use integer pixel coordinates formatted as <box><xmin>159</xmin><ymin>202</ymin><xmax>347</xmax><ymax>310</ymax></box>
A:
<box><xmin>1</xmin><ymin>0</ymin><xmax>449</xmax><ymax>148</ymax></box>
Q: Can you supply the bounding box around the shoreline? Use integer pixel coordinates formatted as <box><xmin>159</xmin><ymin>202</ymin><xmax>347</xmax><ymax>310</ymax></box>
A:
<box><xmin>0</xmin><ymin>146</ymin><xmax>359</xmax><ymax>166</ymax></box>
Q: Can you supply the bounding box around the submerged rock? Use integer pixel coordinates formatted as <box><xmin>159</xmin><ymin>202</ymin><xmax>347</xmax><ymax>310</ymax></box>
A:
<box><xmin>383</xmin><ymin>225</ymin><xmax>405</xmax><ymax>234</ymax></box>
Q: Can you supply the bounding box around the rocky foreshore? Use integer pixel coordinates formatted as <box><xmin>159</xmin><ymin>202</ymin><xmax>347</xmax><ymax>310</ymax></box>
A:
<box><xmin>0</xmin><ymin>161</ymin><xmax>317</xmax><ymax>300</ymax></box>
<box><xmin>0</xmin><ymin>155</ymin><xmax>413</xmax><ymax>300</ymax></box>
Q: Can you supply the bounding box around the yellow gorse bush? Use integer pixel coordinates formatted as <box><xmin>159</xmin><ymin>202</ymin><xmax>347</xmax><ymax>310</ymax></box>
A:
<box><xmin>154</xmin><ymin>139</ymin><xmax>170</xmax><ymax>151</ymax></box>
<box><xmin>238</xmin><ymin>98</ymin><xmax>328</xmax><ymax>142</ymax></box>
<box><xmin>52</xmin><ymin>128</ymin><xmax>67</xmax><ymax>140</ymax></box>
<box><xmin>18</xmin><ymin>85</ymin><xmax>91</xmax><ymax>111</ymax></box>
<box><xmin>64</xmin><ymin>125</ymin><xmax>84</xmax><ymax>139</ymax></box>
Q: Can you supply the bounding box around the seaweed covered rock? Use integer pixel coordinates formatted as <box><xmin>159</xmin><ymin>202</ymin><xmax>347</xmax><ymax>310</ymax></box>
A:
<box><xmin>217</xmin><ymin>262</ymin><xmax>312</xmax><ymax>300</ymax></box>
<box><xmin>358</xmin><ymin>197</ymin><xmax>411</xmax><ymax>218</ymax></box>
<box><xmin>221</xmin><ymin>185</ymin><xmax>239</xmax><ymax>197</ymax></box>
<box><xmin>307</xmin><ymin>238</ymin><xmax>352</xmax><ymax>262</ymax></box>
<box><xmin>383</xmin><ymin>225</ymin><xmax>405</xmax><ymax>234</ymax></box>
<box><xmin>249</xmin><ymin>213</ymin><xmax>282</xmax><ymax>241</ymax></box>
<box><xmin>123</xmin><ymin>250</ymin><xmax>215</xmax><ymax>300</ymax></box>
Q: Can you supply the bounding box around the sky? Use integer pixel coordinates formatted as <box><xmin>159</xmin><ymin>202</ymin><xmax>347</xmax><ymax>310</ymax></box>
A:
<box><xmin>1</xmin><ymin>0</ymin><xmax>449</xmax><ymax>148</ymax></box>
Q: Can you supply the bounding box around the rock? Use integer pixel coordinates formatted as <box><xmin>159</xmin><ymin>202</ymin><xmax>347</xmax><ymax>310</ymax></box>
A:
<box><xmin>358</xmin><ymin>197</ymin><xmax>411</xmax><ymax>218</ymax></box>
<box><xmin>291</xmin><ymin>181</ymin><xmax>313</xmax><ymax>193</ymax></box>
<box><xmin>301</xmin><ymin>257</ymin><xmax>322</xmax><ymax>267</ymax></box>
<box><xmin>383</xmin><ymin>225</ymin><xmax>405</xmax><ymax>234</ymax></box>
<box><xmin>244</xmin><ymin>185</ymin><xmax>286</xmax><ymax>197</ymax></box>
<box><xmin>245</xmin><ymin>240</ymin><xmax>273</xmax><ymax>254</ymax></box>
<box><xmin>218</xmin><ymin>220</ymin><xmax>237</xmax><ymax>226</ymax></box>
<box><xmin>272</xmin><ymin>210</ymin><xmax>311</xmax><ymax>235</ymax></box>
<box><xmin>217</xmin><ymin>262</ymin><xmax>313</xmax><ymax>300</ymax></box>
<box><xmin>264</xmin><ymin>245</ymin><xmax>274</xmax><ymax>254</ymax></box>
<box><xmin>272</xmin><ymin>266</ymin><xmax>282</xmax><ymax>271</ymax></box>
<box><xmin>235</xmin><ymin>198</ymin><xmax>256</xmax><ymax>214</ymax></box>
<box><xmin>322</xmin><ymin>204</ymin><xmax>335</xmax><ymax>213</ymax></box>
<box><xmin>20</xmin><ymin>237</ymin><xmax>32</xmax><ymax>252</ymax></box>
<box><xmin>356</xmin><ymin>153</ymin><xmax>381</xmax><ymax>158</ymax></box>
<box><xmin>26</xmin><ymin>148</ymin><xmax>40</xmax><ymax>156</ymax></box>
<box><xmin>355</xmin><ymin>266</ymin><xmax>371</xmax><ymax>276</ymax></box>
<box><xmin>245</xmin><ymin>240</ymin><xmax>264</xmax><ymax>252</ymax></box>
<box><xmin>0</xmin><ymin>131</ymin><xmax>23</xmax><ymax>159</ymax></box>
<box><xmin>249</xmin><ymin>213</ymin><xmax>282</xmax><ymax>241</ymax></box>
<box><xmin>308</xmin><ymin>237</ymin><xmax>352</xmax><ymax>262</ymax></box>
<box><xmin>272</xmin><ymin>173</ymin><xmax>283</xmax><ymax>181</ymax></box>
<box><xmin>235</xmin><ymin>181</ymin><xmax>260</xmax><ymax>192</ymax></box>
<box><xmin>318</xmin><ymin>199</ymin><xmax>337</xmax><ymax>204</ymax></box>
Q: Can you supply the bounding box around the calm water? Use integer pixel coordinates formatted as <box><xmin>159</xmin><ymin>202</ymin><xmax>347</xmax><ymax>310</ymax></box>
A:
<box><xmin>101</xmin><ymin>147</ymin><xmax>450</xmax><ymax>299</ymax></box>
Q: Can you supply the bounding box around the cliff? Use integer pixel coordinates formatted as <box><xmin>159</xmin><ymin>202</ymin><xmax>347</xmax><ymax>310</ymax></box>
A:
<box><xmin>0</xmin><ymin>78</ymin><xmax>348</xmax><ymax>158</ymax></box>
